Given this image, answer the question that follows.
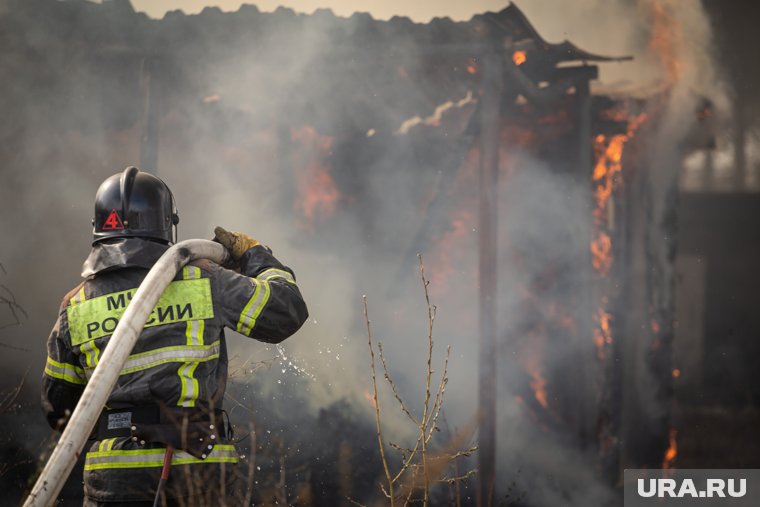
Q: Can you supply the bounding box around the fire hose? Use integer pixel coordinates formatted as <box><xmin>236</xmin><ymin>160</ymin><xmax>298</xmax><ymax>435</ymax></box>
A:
<box><xmin>24</xmin><ymin>239</ymin><xmax>230</xmax><ymax>507</ymax></box>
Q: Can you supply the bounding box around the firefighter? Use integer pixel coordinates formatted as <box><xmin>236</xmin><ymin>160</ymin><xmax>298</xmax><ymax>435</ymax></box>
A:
<box><xmin>41</xmin><ymin>166</ymin><xmax>308</xmax><ymax>505</ymax></box>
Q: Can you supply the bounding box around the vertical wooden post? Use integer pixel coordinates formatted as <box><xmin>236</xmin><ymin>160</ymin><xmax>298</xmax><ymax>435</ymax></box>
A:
<box><xmin>574</xmin><ymin>77</ymin><xmax>595</xmax><ymax>450</ymax></box>
<box><xmin>477</xmin><ymin>51</ymin><xmax>502</xmax><ymax>507</ymax></box>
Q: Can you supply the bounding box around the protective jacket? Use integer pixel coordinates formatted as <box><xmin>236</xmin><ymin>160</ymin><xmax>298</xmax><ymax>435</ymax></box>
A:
<box><xmin>42</xmin><ymin>237</ymin><xmax>308</xmax><ymax>502</ymax></box>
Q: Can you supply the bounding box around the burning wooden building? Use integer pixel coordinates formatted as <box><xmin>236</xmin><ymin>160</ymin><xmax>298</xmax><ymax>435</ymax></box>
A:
<box><xmin>2</xmin><ymin>0</ymin><xmax>757</xmax><ymax>505</ymax></box>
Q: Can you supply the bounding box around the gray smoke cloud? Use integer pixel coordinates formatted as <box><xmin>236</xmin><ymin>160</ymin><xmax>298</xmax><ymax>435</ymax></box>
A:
<box><xmin>0</xmin><ymin>0</ymin><xmax>724</xmax><ymax>504</ymax></box>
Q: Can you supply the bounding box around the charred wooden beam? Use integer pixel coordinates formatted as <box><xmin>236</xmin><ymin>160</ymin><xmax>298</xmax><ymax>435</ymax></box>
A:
<box><xmin>477</xmin><ymin>50</ymin><xmax>502</xmax><ymax>507</ymax></box>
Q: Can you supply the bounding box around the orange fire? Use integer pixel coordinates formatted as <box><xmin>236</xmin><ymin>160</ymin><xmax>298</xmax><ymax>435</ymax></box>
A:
<box><xmin>524</xmin><ymin>355</ymin><xmax>549</xmax><ymax>409</ymax></box>
<box><xmin>591</xmin><ymin>232</ymin><xmax>613</xmax><ymax>277</ymax></box>
<box><xmin>592</xmin><ymin>134</ymin><xmax>626</xmax><ymax>213</ymax></box>
<box><xmin>593</xmin><ymin>309</ymin><xmax>613</xmax><ymax>360</ymax></box>
<box><xmin>466</xmin><ymin>64</ymin><xmax>477</xmax><ymax>75</ymax></box>
<box><xmin>662</xmin><ymin>428</ymin><xmax>678</xmax><ymax>469</ymax></box>
<box><xmin>672</xmin><ymin>368</ymin><xmax>681</xmax><ymax>378</ymax></box>
<box><xmin>530</xmin><ymin>373</ymin><xmax>548</xmax><ymax>409</ymax></box>
<box><xmin>291</xmin><ymin>126</ymin><xmax>342</xmax><ymax>228</ymax></box>
<box><xmin>590</xmin><ymin>114</ymin><xmax>646</xmax><ymax>364</ymax></box>
<box><xmin>512</xmin><ymin>50</ymin><xmax>527</xmax><ymax>66</ymax></box>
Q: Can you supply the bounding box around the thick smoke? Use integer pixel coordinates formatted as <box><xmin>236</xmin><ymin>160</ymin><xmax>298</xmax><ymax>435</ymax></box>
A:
<box><xmin>0</xmin><ymin>0</ymin><xmax>724</xmax><ymax>504</ymax></box>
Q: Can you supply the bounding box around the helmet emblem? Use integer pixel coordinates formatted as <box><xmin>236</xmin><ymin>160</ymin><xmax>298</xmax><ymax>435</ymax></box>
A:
<box><xmin>102</xmin><ymin>209</ymin><xmax>125</xmax><ymax>230</ymax></box>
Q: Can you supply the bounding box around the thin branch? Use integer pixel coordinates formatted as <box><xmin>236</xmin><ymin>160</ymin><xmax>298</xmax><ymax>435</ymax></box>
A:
<box><xmin>0</xmin><ymin>282</ymin><xmax>28</xmax><ymax>336</ymax></box>
<box><xmin>275</xmin><ymin>437</ymin><xmax>287</xmax><ymax>506</ymax></box>
<box><xmin>365</xmin><ymin>255</ymin><xmax>478</xmax><ymax>507</ymax></box>
<box><xmin>242</xmin><ymin>421</ymin><xmax>256</xmax><ymax>507</ymax></box>
<box><xmin>0</xmin><ymin>370</ymin><xmax>26</xmax><ymax>414</ymax></box>
<box><xmin>426</xmin><ymin>347</ymin><xmax>451</xmax><ymax>443</ymax></box>
<box><xmin>378</xmin><ymin>342</ymin><xmax>418</xmax><ymax>425</ymax></box>
<box><xmin>391</xmin><ymin>433</ymin><xmax>424</xmax><ymax>484</ymax></box>
<box><xmin>418</xmin><ymin>254</ymin><xmax>435</xmax><ymax>507</ymax></box>
<box><xmin>429</xmin><ymin>446</ymin><xmax>478</xmax><ymax>462</ymax></box>
<box><xmin>227</xmin><ymin>354</ymin><xmax>277</xmax><ymax>379</ymax></box>
<box><xmin>365</xmin><ymin>295</ymin><xmax>396</xmax><ymax>506</ymax></box>
<box><xmin>223</xmin><ymin>390</ymin><xmax>257</xmax><ymax>418</ymax></box>
<box><xmin>437</xmin><ymin>469</ymin><xmax>478</xmax><ymax>484</ymax></box>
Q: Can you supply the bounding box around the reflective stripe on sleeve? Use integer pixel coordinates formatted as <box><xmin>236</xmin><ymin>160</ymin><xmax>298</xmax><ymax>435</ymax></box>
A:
<box><xmin>80</xmin><ymin>341</ymin><xmax>101</xmax><ymax>374</ymax></box>
<box><xmin>44</xmin><ymin>357</ymin><xmax>86</xmax><ymax>385</ymax></box>
<box><xmin>182</xmin><ymin>266</ymin><xmax>202</xmax><ymax>280</ymax></box>
<box><xmin>236</xmin><ymin>279</ymin><xmax>271</xmax><ymax>335</ymax></box>
<box><xmin>84</xmin><ymin>444</ymin><xmax>238</xmax><ymax>470</ymax></box>
<box><xmin>258</xmin><ymin>268</ymin><xmax>296</xmax><ymax>284</ymax></box>
<box><xmin>177</xmin><ymin>361</ymin><xmax>200</xmax><ymax>408</ymax></box>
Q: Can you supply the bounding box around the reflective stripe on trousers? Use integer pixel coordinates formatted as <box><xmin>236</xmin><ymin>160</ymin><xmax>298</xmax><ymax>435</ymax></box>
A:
<box><xmin>84</xmin><ymin>444</ymin><xmax>238</xmax><ymax>470</ymax></box>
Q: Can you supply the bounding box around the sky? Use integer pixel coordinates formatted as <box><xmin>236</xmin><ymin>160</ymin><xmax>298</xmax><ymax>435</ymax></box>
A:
<box><xmin>131</xmin><ymin>0</ymin><xmax>522</xmax><ymax>23</ymax></box>
<box><xmin>126</xmin><ymin>0</ymin><xmax>669</xmax><ymax>88</ymax></box>
<box><xmin>128</xmin><ymin>0</ymin><xmax>635</xmax><ymax>54</ymax></box>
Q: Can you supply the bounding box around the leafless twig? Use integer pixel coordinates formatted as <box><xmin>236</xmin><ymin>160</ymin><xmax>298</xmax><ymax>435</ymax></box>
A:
<box><xmin>364</xmin><ymin>255</ymin><xmax>476</xmax><ymax>506</ymax></box>
<box><xmin>242</xmin><ymin>421</ymin><xmax>256</xmax><ymax>507</ymax></box>
<box><xmin>0</xmin><ymin>281</ymin><xmax>28</xmax><ymax>338</ymax></box>
<box><xmin>0</xmin><ymin>370</ymin><xmax>26</xmax><ymax>414</ymax></box>
<box><xmin>365</xmin><ymin>295</ymin><xmax>396</xmax><ymax>506</ymax></box>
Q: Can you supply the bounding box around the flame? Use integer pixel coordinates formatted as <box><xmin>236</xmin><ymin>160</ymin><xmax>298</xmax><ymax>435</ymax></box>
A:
<box><xmin>651</xmin><ymin>319</ymin><xmax>661</xmax><ymax>334</ymax></box>
<box><xmin>530</xmin><ymin>371</ymin><xmax>548</xmax><ymax>409</ymax></box>
<box><xmin>524</xmin><ymin>353</ymin><xmax>549</xmax><ymax>410</ymax></box>
<box><xmin>592</xmin><ymin>134</ymin><xmax>626</xmax><ymax>213</ymax></box>
<box><xmin>291</xmin><ymin>126</ymin><xmax>341</xmax><ymax>228</ymax></box>
<box><xmin>202</xmin><ymin>94</ymin><xmax>220</xmax><ymax>104</ymax></box>
<box><xmin>466</xmin><ymin>64</ymin><xmax>477</xmax><ymax>75</ymax></box>
<box><xmin>589</xmin><ymin>117</ymin><xmax>644</xmax><ymax>361</ymax></box>
<box><xmin>512</xmin><ymin>50</ymin><xmax>527</xmax><ymax>66</ymax></box>
<box><xmin>672</xmin><ymin>368</ymin><xmax>681</xmax><ymax>378</ymax></box>
<box><xmin>594</xmin><ymin>309</ymin><xmax>613</xmax><ymax>360</ymax></box>
<box><xmin>662</xmin><ymin>428</ymin><xmax>678</xmax><ymax>469</ymax></box>
<box><xmin>591</xmin><ymin>232</ymin><xmax>613</xmax><ymax>277</ymax></box>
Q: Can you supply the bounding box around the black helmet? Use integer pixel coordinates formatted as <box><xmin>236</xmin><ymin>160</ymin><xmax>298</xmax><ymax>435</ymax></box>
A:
<box><xmin>93</xmin><ymin>166</ymin><xmax>179</xmax><ymax>245</ymax></box>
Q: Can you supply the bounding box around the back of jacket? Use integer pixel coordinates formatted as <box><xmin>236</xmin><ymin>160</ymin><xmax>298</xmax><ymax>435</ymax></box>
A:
<box><xmin>42</xmin><ymin>238</ymin><xmax>308</xmax><ymax>502</ymax></box>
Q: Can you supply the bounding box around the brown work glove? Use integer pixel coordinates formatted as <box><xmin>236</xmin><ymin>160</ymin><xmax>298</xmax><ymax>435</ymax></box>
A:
<box><xmin>213</xmin><ymin>226</ymin><xmax>261</xmax><ymax>260</ymax></box>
